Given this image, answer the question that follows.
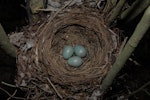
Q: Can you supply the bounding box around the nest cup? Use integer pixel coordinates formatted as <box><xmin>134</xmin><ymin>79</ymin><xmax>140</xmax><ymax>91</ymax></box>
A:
<box><xmin>37</xmin><ymin>7</ymin><xmax>117</xmax><ymax>86</ymax></box>
<box><xmin>15</xmin><ymin>7</ymin><xmax>120</xmax><ymax>99</ymax></box>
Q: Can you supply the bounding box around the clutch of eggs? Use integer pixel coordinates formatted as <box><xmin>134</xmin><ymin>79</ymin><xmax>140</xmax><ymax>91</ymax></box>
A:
<box><xmin>62</xmin><ymin>45</ymin><xmax>87</xmax><ymax>67</ymax></box>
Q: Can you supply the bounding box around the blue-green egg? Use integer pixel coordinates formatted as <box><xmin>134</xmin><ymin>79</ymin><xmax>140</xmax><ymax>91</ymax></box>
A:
<box><xmin>67</xmin><ymin>56</ymin><xmax>83</xmax><ymax>67</ymax></box>
<box><xmin>62</xmin><ymin>45</ymin><xmax>74</xmax><ymax>59</ymax></box>
<box><xmin>74</xmin><ymin>45</ymin><xmax>87</xmax><ymax>57</ymax></box>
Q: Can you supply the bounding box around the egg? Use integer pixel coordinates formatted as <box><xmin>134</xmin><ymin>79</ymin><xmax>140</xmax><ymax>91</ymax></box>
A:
<box><xmin>67</xmin><ymin>56</ymin><xmax>83</xmax><ymax>67</ymax></box>
<box><xmin>74</xmin><ymin>45</ymin><xmax>87</xmax><ymax>57</ymax></box>
<box><xmin>62</xmin><ymin>45</ymin><xmax>74</xmax><ymax>59</ymax></box>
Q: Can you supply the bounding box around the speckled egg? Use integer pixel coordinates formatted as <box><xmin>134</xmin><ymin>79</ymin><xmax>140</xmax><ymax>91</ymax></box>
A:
<box><xmin>62</xmin><ymin>45</ymin><xmax>74</xmax><ymax>59</ymax></box>
<box><xmin>67</xmin><ymin>56</ymin><xmax>83</xmax><ymax>67</ymax></box>
<box><xmin>74</xmin><ymin>45</ymin><xmax>87</xmax><ymax>57</ymax></box>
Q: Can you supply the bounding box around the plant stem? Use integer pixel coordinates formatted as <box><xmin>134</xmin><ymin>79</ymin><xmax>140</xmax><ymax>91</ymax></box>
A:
<box><xmin>101</xmin><ymin>5</ymin><xmax>150</xmax><ymax>91</ymax></box>
<box><xmin>107</xmin><ymin>0</ymin><xmax>126</xmax><ymax>26</ymax></box>
<box><xmin>103</xmin><ymin>0</ymin><xmax>117</xmax><ymax>14</ymax></box>
<box><xmin>120</xmin><ymin>0</ymin><xmax>150</xmax><ymax>23</ymax></box>
<box><xmin>0</xmin><ymin>24</ymin><xmax>16</xmax><ymax>58</ymax></box>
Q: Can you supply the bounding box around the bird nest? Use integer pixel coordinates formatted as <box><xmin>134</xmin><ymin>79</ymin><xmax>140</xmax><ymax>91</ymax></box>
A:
<box><xmin>16</xmin><ymin>7</ymin><xmax>120</xmax><ymax>99</ymax></box>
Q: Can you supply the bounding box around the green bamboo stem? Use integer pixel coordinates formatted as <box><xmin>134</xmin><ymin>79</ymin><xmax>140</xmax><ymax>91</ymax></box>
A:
<box><xmin>111</xmin><ymin>0</ymin><xmax>117</xmax><ymax>5</ymax></box>
<box><xmin>120</xmin><ymin>0</ymin><xmax>150</xmax><ymax>23</ymax></box>
<box><xmin>101</xmin><ymin>5</ymin><xmax>150</xmax><ymax>91</ymax></box>
<box><xmin>0</xmin><ymin>24</ymin><xmax>16</xmax><ymax>58</ymax></box>
<box><xmin>103</xmin><ymin>0</ymin><xmax>118</xmax><ymax>14</ymax></box>
<box><xmin>107</xmin><ymin>0</ymin><xmax>126</xmax><ymax>26</ymax></box>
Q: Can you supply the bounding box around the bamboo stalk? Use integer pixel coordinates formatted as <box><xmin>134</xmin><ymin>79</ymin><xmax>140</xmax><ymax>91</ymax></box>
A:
<box><xmin>111</xmin><ymin>0</ymin><xmax>117</xmax><ymax>5</ymax></box>
<box><xmin>101</xmin><ymin>5</ymin><xmax>150</xmax><ymax>91</ymax></box>
<box><xmin>0</xmin><ymin>24</ymin><xmax>16</xmax><ymax>58</ymax></box>
<box><xmin>120</xmin><ymin>0</ymin><xmax>150</xmax><ymax>23</ymax></box>
<box><xmin>107</xmin><ymin>0</ymin><xmax>126</xmax><ymax>26</ymax></box>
